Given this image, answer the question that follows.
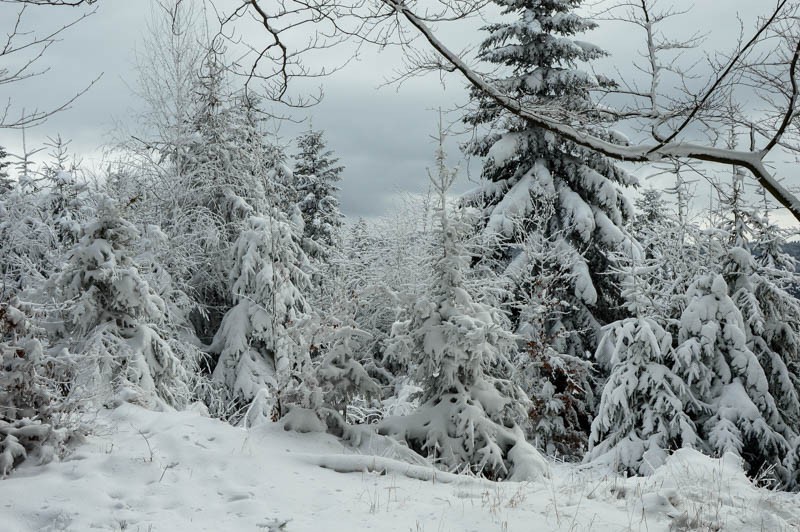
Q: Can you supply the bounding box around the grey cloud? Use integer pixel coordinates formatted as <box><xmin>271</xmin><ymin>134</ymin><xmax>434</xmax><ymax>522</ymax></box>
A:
<box><xmin>1</xmin><ymin>0</ymin><xmax>792</xmax><ymax>224</ymax></box>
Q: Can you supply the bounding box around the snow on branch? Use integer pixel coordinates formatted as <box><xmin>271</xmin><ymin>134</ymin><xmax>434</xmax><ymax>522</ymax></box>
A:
<box><xmin>385</xmin><ymin>0</ymin><xmax>800</xmax><ymax>222</ymax></box>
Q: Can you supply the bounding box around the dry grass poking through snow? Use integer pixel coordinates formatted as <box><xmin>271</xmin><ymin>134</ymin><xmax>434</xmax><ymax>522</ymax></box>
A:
<box><xmin>0</xmin><ymin>404</ymin><xmax>798</xmax><ymax>531</ymax></box>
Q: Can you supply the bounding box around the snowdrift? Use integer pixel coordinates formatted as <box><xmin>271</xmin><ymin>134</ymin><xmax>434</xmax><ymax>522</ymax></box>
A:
<box><xmin>1</xmin><ymin>405</ymin><xmax>798</xmax><ymax>531</ymax></box>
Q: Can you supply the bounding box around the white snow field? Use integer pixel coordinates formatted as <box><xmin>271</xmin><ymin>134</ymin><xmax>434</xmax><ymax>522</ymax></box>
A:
<box><xmin>2</xmin><ymin>404</ymin><xmax>799</xmax><ymax>532</ymax></box>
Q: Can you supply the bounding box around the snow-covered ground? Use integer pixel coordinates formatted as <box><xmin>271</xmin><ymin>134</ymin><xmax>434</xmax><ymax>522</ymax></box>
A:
<box><xmin>2</xmin><ymin>404</ymin><xmax>799</xmax><ymax>532</ymax></box>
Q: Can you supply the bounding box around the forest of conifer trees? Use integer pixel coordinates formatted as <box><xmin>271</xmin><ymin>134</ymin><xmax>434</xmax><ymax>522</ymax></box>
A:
<box><xmin>2</xmin><ymin>0</ymin><xmax>800</xmax><ymax>529</ymax></box>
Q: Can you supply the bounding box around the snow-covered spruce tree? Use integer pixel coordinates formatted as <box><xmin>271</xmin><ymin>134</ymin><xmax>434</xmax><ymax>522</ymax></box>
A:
<box><xmin>315</xmin><ymin>320</ymin><xmax>382</xmax><ymax>427</ymax></box>
<box><xmin>674</xmin><ymin>273</ymin><xmax>790</xmax><ymax>475</ymax></box>
<box><xmin>0</xmin><ymin>190</ymin><xmax>52</xmax><ymax>296</ymax></box>
<box><xmin>634</xmin><ymin>189</ymin><xmax>669</xmax><ymax>227</ymax></box>
<box><xmin>626</xmin><ymin>187</ymin><xmax>720</xmax><ymax>339</ymax></box>
<box><xmin>723</xmin><ymin>245</ymin><xmax>800</xmax><ymax>479</ymax></box>
<box><xmin>348</xmin><ymin>217</ymin><xmax>370</xmax><ymax>259</ymax></box>
<box><xmin>626</xmin><ymin>189</ymin><xmax>680</xmax><ymax>315</ymax></box>
<box><xmin>378</xmin><ymin>145</ymin><xmax>546</xmax><ymax>481</ymax></box>
<box><xmin>464</xmin><ymin>0</ymin><xmax>637</xmax><ymax>358</ymax></box>
<box><xmin>753</xmin><ymin>217</ymin><xmax>798</xmax><ymax>274</ymax></box>
<box><xmin>52</xmin><ymin>198</ymin><xmax>193</xmax><ymax>408</ymax></box>
<box><xmin>308</xmin><ymin>242</ymin><xmax>383</xmax><ymax>424</ymax></box>
<box><xmin>1</xmin><ymin>141</ymin><xmax>95</xmax><ymax>307</ymax></box>
<box><xmin>786</xmin><ymin>438</ymin><xmax>800</xmax><ymax>491</ymax></box>
<box><xmin>181</xmin><ymin>47</ymin><xmax>272</xmax><ymax>222</ymax></box>
<box><xmin>292</xmin><ymin>127</ymin><xmax>344</xmax><ymax>262</ymax></box>
<box><xmin>0</xmin><ymin>297</ymin><xmax>73</xmax><ymax>477</ymax></box>
<box><xmin>507</xmin><ymin>206</ymin><xmax>593</xmax><ymax>460</ymax></box>
<box><xmin>0</xmin><ymin>138</ymin><xmax>91</xmax><ymax>295</ymax></box>
<box><xmin>37</xmin><ymin>136</ymin><xmax>89</xmax><ymax>251</ymax></box>
<box><xmin>0</xmin><ymin>276</ymin><xmax>90</xmax><ymax>478</ymax></box>
<box><xmin>0</xmin><ymin>145</ymin><xmax>11</xmax><ymax>194</ymax></box>
<box><xmin>167</xmin><ymin>43</ymin><xmax>279</xmax><ymax>343</ymax></box>
<box><xmin>209</xmin><ymin>212</ymin><xmax>319</xmax><ymax>426</ymax></box>
<box><xmin>710</xmin><ymin>177</ymin><xmax>800</xmax><ymax>480</ymax></box>
<box><xmin>587</xmin><ymin>260</ymin><xmax>697</xmax><ymax>475</ymax></box>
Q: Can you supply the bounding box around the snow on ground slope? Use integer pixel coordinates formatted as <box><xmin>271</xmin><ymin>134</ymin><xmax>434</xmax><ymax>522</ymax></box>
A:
<box><xmin>1</xmin><ymin>404</ymin><xmax>799</xmax><ymax>531</ymax></box>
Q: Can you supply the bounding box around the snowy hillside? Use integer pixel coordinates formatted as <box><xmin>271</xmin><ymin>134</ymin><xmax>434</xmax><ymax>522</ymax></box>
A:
<box><xmin>2</xmin><ymin>404</ymin><xmax>798</xmax><ymax>532</ymax></box>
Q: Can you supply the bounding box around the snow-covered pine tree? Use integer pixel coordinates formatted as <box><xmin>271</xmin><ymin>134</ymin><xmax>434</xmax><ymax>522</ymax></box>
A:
<box><xmin>378</xmin><ymin>138</ymin><xmax>546</xmax><ymax>480</ymax></box>
<box><xmin>674</xmin><ymin>273</ymin><xmax>790</xmax><ymax>475</ymax></box>
<box><xmin>634</xmin><ymin>189</ymin><xmax>669</xmax><ymax>227</ymax></box>
<box><xmin>722</xmin><ymin>245</ymin><xmax>800</xmax><ymax>478</ymax></box>
<box><xmin>587</xmin><ymin>260</ymin><xmax>697</xmax><ymax>475</ymax></box>
<box><xmin>464</xmin><ymin>0</ymin><xmax>638</xmax><ymax>359</ymax></box>
<box><xmin>0</xmin><ymin>145</ymin><xmax>11</xmax><ymax>194</ymax></box>
<box><xmin>182</xmin><ymin>51</ymin><xmax>273</xmax><ymax>223</ymax></box>
<box><xmin>626</xmin><ymin>187</ymin><xmax>719</xmax><ymax>340</ymax></box>
<box><xmin>292</xmin><ymin>127</ymin><xmax>344</xmax><ymax>262</ymax></box>
<box><xmin>786</xmin><ymin>437</ymin><xmax>800</xmax><ymax>490</ymax></box>
<box><xmin>710</xmin><ymin>175</ymin><xmax>800</xmax><ymax>481</ymax></box>
<box><xmin>349</xmin><ymin>217</ymin><xmax>370</xmax><ymax>259</ymax></box>
<box><xmin>1</xmin><ymin>146</ymin><xmax>95</xmax><ymax>470</ymax></box>
<box><xmin>754</xmin><ymin>218</ymin><xmax>798</xmax><ymax>274</ymax></box>
<box><xmin>308</xmin><ymin>239</ymin><xmax>383</xmax><ymax>425</ymax></box>
<box><xmin>1</xmin><ymin>139</ymin><xmax>94</xmax><ymax>304</ymax></box>
<box><xmin>37</xmin><ymin>136</ymin><xmax>88</xmax><ymax>250</ymax></box>
<box><xmin>0</xmin><ymin>190</ymin><xmax>50</xmax><ymax>295</ymax></box>
<box><xmin>507</xmin><ymin>205</ymin><xmax>593</xmax><ymax>460</ymax></box>
<box><xmin>209</xmin><ymin>211</ymin><xmax>319</xmax><ymax>425</ymax></box>
<box><xmin>52</xmin><ymin>198</ymin><xmax>193</xmax><ymax>408</ymax></box>
<box><xmin>626</xmin><ymin>189</ymin><xmax>679</xmax><ymax>315</ymax></box>
<box><xmin>0</xmin><ymin>297</ymin><xmax>70</xmax><ymax>477</ymax></box>
<box><xmin>315</xmin><ymin>321</ymin><xmax>381</xmax><ymax>425</ymax></box>
<box><xmin>169</xmin><ymin>43</ymin><xmax>277</xmax><ymax>343</ymax></box>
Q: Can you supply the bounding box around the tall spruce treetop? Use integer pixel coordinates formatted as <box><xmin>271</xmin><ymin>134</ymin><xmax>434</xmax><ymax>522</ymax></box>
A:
<box><xmin>465</xmin><ymin>0</ymin><xmax>637</xmax><ymax>347</ymax></box>
<box><xmin>292</xmin><ymin>127</ymin><xmax>344</xmax><ymax>259</ymax></box>
<box><xmin>173</xmin><ymin>44</ymin><xmax>283</xmax><ymax>341</ymax></box>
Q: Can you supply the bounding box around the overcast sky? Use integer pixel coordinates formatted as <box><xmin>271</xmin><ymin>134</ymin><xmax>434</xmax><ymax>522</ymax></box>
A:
<box><xmin>0</xmin><ymin>0</ymin><xmax>796</xmax><ymax>228</ymax></box>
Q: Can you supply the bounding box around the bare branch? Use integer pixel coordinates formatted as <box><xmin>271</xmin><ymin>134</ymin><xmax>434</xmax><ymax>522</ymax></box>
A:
<box><xmin>0</xmin><ymin>1</ymin><xmax>99</xmax><ymax>128</ymax></box>
<box><xmin>385</xmin><ymin>0</ymin><xmax>800</xmax><ymax>222</ymax></box>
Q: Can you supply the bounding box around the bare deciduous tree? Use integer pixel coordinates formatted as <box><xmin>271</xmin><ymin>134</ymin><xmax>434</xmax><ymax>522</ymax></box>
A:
<box><xmin>386</xmin><ymin>0</ymin><xmax>800</xmax><ymax>220</ymax></box>
<box><xmin>228</xmin><ymin>0</ymin><xmax>800</xmax><ymax>222</ymax></box>
<box><xmin>1</xmin><ymin>0</ymin><xmax>97</xmax><ymax>5</ymax></box>
<box><xmin>0</xmin><ymin>1</ymin><xmax>99</xmax><ymax>128</ymax></box>
<box><xmin>21</xmin><ymin>0</ymin><xmax>800</xmax><ymax>222</ymax></box>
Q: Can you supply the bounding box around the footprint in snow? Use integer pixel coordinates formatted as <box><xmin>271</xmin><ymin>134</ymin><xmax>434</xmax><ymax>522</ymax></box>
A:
<box><xmin>227</xmin><ymin>491</ymin><xmax>255</xmax><ymax>502</ymax></box>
